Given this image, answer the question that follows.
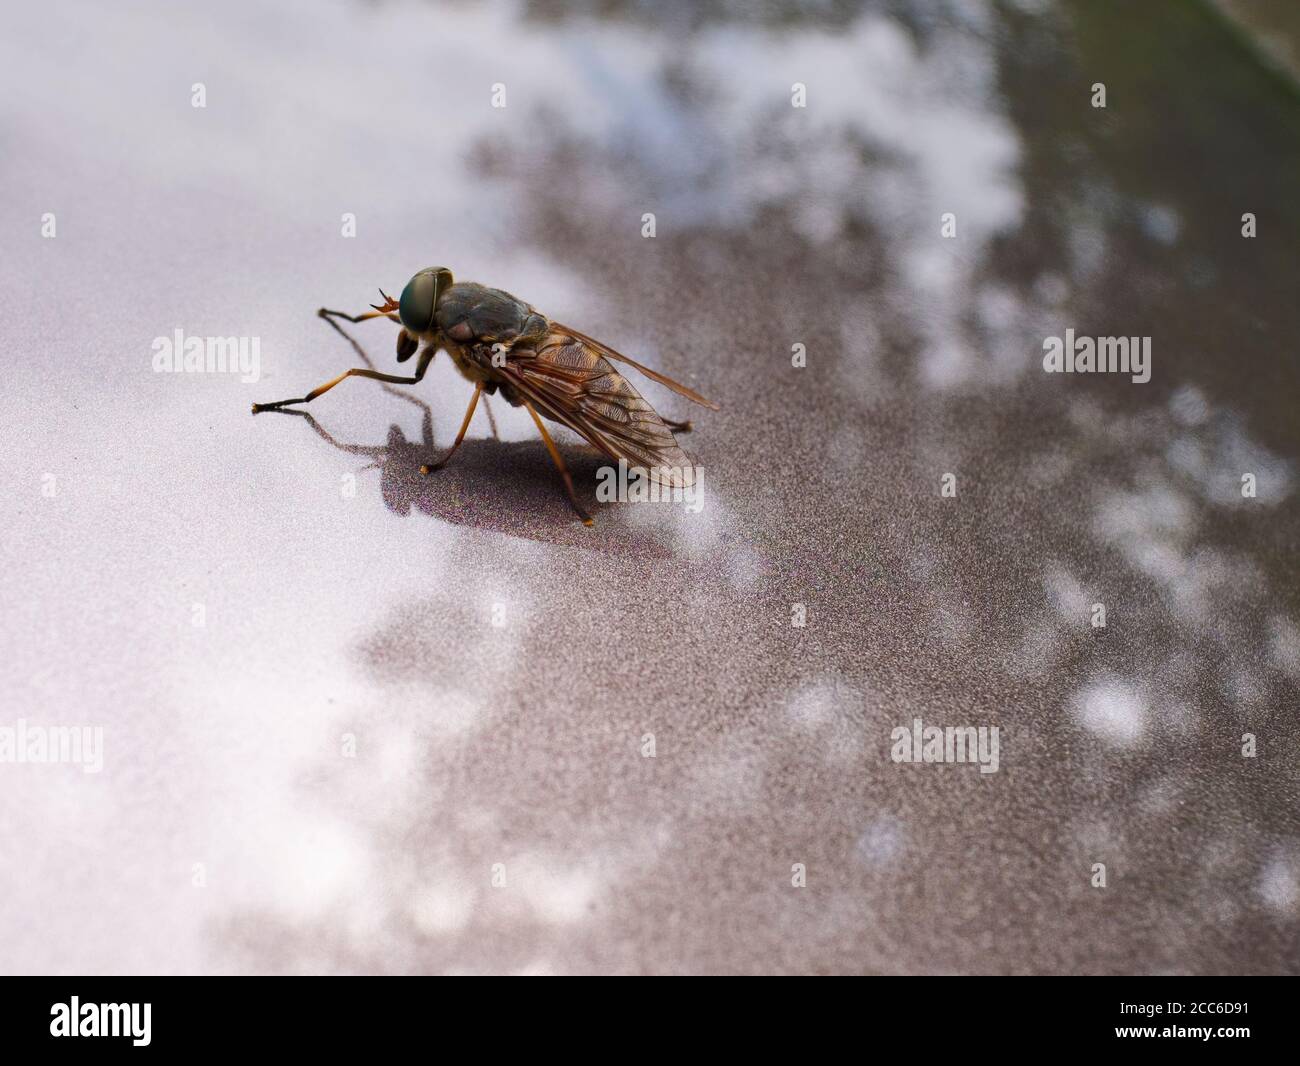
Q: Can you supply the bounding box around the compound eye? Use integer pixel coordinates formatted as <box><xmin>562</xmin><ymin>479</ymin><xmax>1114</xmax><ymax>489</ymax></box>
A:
<box><xmin>398</xmin><ymin>273</ymin><xmax>436</xmax><ymax>333</ymax></box>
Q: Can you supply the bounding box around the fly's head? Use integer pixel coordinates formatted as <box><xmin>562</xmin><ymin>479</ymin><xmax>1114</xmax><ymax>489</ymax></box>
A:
<box><xmin>373</xmin><ymin>266</ymin><xmax>453</xmax><ymax>362</ymax></box>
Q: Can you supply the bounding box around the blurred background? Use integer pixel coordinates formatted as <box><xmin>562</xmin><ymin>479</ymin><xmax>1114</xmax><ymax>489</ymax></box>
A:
<box><xmin>0</xmin><ymin>0</ymin><xmax>1297</xmax><ymax>974</ymax></box>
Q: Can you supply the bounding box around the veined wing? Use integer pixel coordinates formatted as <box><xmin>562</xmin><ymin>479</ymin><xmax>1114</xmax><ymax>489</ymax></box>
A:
<box><xmin>550</xmin><ymin>323</ymin><xmax>720</xmax><ymax>412</ymax></box>
<box><xmin>481</xmin><ymin>327</ymin><xmax>704</xmax><ymax>488</ymax></box>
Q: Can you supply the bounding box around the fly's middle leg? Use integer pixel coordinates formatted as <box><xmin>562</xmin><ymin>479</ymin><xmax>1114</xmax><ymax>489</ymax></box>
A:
<box><xmin>420</xmin><ymin>383</ymin><xmax>483</xmax><ymax>474</ymax></box>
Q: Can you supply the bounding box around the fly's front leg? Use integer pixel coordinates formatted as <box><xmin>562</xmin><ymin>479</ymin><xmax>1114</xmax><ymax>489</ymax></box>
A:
<box><xmin>318</xmin><ymin>288</ymin><xmax>401</xmax><ymax>326</ymax></box>
<box><xmin>318</xmin><ymin>307</ymin><xmax>399</xmax><ymax>325</ymax></box>
<box><xmin>252</xmin><ymin>349</ymin><xmax>433</xmax><ymax>413</ymax></box>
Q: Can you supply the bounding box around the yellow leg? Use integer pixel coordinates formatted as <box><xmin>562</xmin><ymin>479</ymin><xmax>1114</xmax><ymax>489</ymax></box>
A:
<box><xmin>318</xmin><ymin>307</ymin><xmax>399</xmax><ymax>325</ymax></box>
<box><xmin>524</xmin><ymin>401</ymin><xmax>593</xmax><ymax>526</ymax></box>
<box><xmin>482</xmin><ymin>393</ymin><xmax>500</xmax><ymax>440</ymax></box>
<box><xmin>252</xmin><ymin>349</ymin><xmax>433</xmax><ymax>413</ymax></box>
<box><xmin>420</xmin><ymin>383</ymin><xmax>483</xmax><ymax>474</ymax></box>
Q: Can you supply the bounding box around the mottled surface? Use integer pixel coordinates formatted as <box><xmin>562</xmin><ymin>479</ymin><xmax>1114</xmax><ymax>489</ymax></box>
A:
<box><xmin>0</xmin><ymin>0</ymin><xmax>1297</xmax><ymax>975</ymax></box>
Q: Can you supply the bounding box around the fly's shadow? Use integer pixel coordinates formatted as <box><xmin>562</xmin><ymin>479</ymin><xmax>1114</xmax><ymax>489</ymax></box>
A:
<box><xmin>263</xmin><ymin>315</ymin><xmax>677</xmax><ymax>557</ymax></box>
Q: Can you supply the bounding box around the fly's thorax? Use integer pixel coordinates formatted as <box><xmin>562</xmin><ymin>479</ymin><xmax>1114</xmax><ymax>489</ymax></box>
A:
<box><xmin>445</xmin><ymin>341</ymin><xmax>492</xmax><ymax>387</ymax></box>
<box><xmin>434</xmin><ymin>282</ymin><xmax>537</xmax><ymax>340</ymax></box>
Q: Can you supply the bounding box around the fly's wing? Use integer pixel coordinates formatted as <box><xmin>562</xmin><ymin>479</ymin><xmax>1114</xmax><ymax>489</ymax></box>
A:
<box><xmin>551</xmin><ymin>323</ymin><xmax>719</xmax><ymax>411</ymax></box>
<box><xmin>472</xmin><ymin>326</ymin><xmax>701</xmax><ymax>488</ymax></box>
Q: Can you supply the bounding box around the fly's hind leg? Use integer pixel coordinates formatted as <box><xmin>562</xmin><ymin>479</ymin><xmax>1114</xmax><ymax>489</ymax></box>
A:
<box><xmin>662</xmin><ymin>417</ymin><xmax>693</xmax><ymax>433</ymax></box>
<box><xmin>523</xmin><ymin>401</ymin><xmax>593</xmax><ymax>526</ymax></box>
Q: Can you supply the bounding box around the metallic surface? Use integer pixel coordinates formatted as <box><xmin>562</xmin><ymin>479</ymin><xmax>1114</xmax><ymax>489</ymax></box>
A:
<box><xmin>0</xmin><ymin>0</ymin><xmax>1296</xmax><ymax>974</ymax></box>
